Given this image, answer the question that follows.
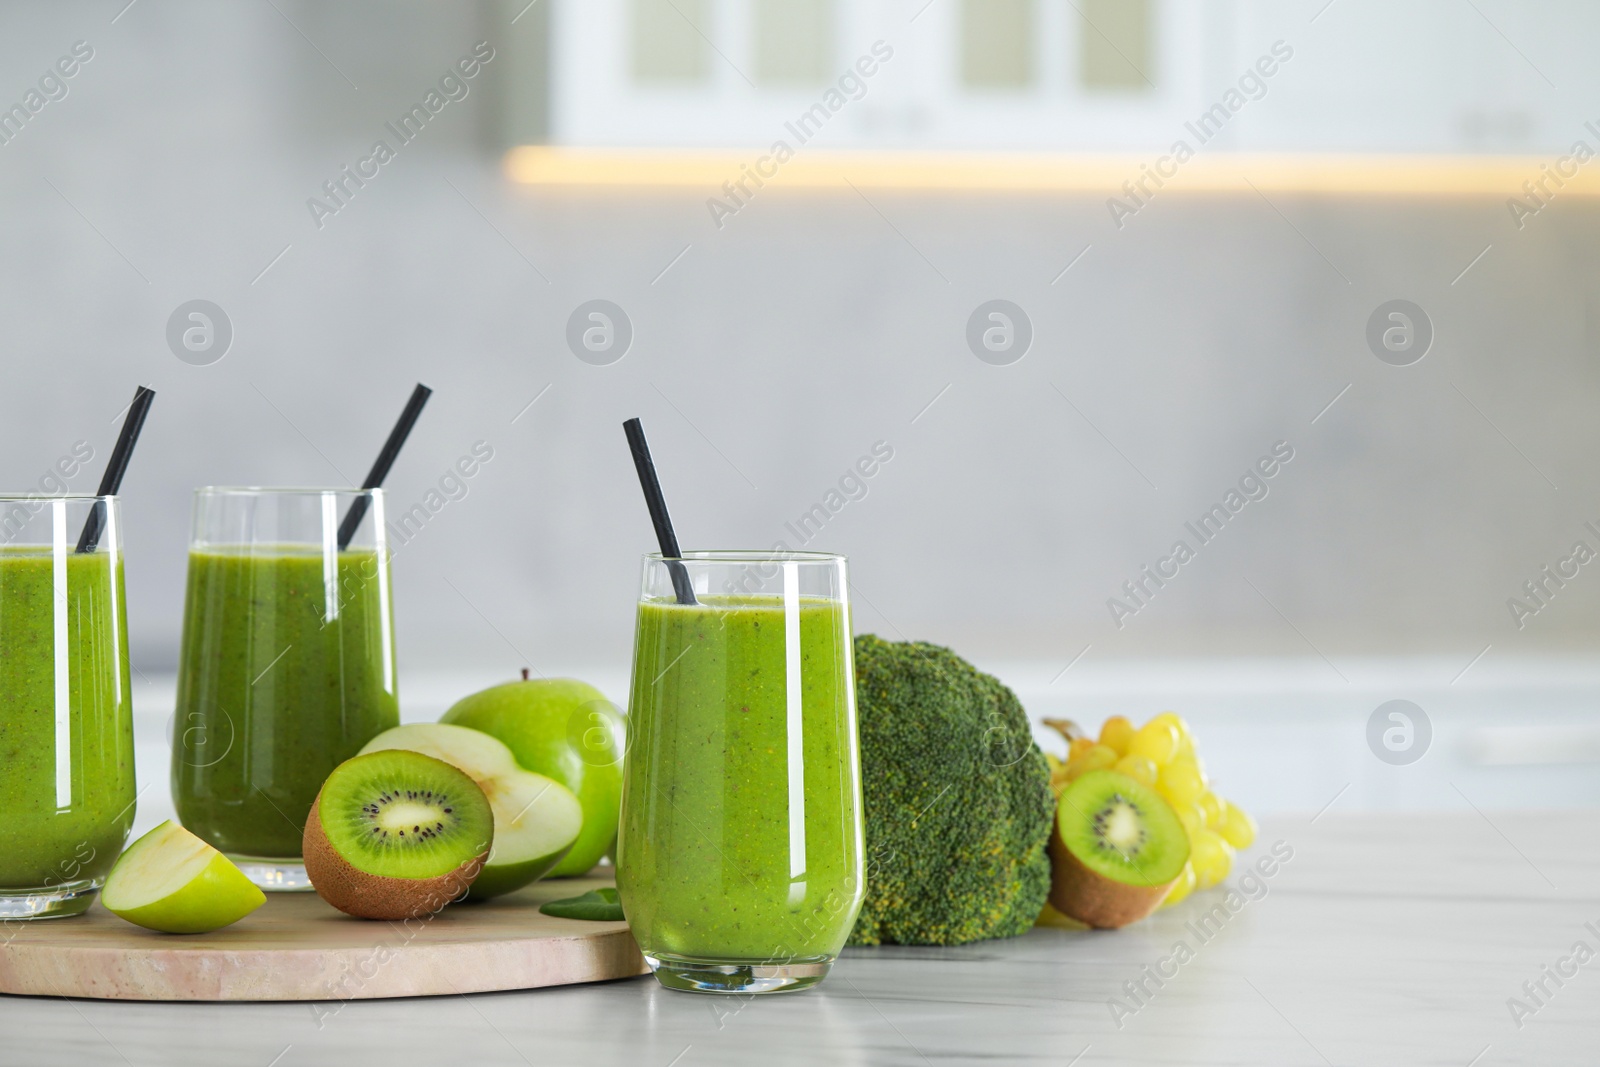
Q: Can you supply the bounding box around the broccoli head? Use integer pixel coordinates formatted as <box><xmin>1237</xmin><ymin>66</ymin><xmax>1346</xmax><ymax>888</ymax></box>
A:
<box><xmin>847</xmin><ymin>634</ymin><xmax>1054</xmax><ymax>946</ymax></box>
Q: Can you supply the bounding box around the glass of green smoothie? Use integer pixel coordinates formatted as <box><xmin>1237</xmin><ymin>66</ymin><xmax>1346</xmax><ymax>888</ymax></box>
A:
<box><xmin>172</xmin><ymin>488</ymin><xmax>399</xmax><ymax>890</ymax></box>
<box><xmin>617</xmin><ymin>551</ymin><xmax>864</xmax><ymax>994</ymax></box>
<box><xmin>0</xmin><ymin>494</ymin><xmax>136</xmax><ymax>919</ymax></box>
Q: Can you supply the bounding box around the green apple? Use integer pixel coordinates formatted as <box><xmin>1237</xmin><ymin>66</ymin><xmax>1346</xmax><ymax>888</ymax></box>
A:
<box><xmin>441</xmin><ymin>675</ymin><xmax>624</xmax><ymax>878</ymax></box>
<box><xmin>102</xmin><ymin>821</ymin><xmax>266</xmax><ymax>933</ymax></box>
<box><xmin>359</xmin><ymin>723</ymin><xmax>583</xmax><ymax>900</ymax></box>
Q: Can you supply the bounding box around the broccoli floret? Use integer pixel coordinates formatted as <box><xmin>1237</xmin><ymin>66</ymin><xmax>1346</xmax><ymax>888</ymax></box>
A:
<box><xmin>847</xmin><ymin>634</ymin><xmax>1054</xmax><ymax>947</ymax></box>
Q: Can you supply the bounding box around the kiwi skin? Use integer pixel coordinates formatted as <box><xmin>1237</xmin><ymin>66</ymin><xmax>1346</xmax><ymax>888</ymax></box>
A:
<box><xmin>1048</xmin><ymin>830</ymin><xmax>1176</xmax><ymax>930</ymax></box>
<box><xmin>302</xmin><ymin>775</ymin><xmax>492</xmax><ymax>922</ymax></box>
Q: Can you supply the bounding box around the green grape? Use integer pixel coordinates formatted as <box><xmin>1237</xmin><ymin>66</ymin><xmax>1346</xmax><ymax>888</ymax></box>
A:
<box><xmin>1174</xmin><ymin>800</ymin><xmax>1206</xmax><ymax>838</ymax></box>
<box><xmin>1152</xmin><ymin>711</ymin><xmax>1193</xmax><ymax>747</ymax></box>
<box><xmin>1221</xmin><ymin>800</ymin><xmax>1257</xmax><ymax>850</ymax></box>
<box><xmin>1159</xmin><ymin>861</ymin><xmax>1197</xmax><ymax>909</ymax></box>
<box><xmin>1064</xmin><ymin>743</ymin><xmax>1117</xmax><ymax>782</ymax></box>
<box><xmin>1129</xmin><ymin>720</ymin><xmax>1180</xmax><ymax>765</ymax></box>
<box><xmin>1158</xmin><ymin>759</ymin><xmax>1205</xmax><ymax>806</ymax></box>
<box><xmin>1098</xmin><ymin>715</ymin><xmax>1136</xmax><ymax>756</ymax></box>
<box><xmin>1191</xmin><ymin>830</ymin><xmax>1233</xmax><ymax>889</ymax></box>
<box><xmin>1114</xmin><ymin>753</ymin><xmax>1159</xmax><ymax>787</ymax></box>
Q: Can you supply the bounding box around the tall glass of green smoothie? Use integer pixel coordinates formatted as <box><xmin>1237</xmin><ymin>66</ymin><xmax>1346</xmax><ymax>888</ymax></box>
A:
<box><xmin>0</xmin><ymin>494</ymin><xmax>136</xmax><ymax>919</ymax></box>
<box><xmin>617</xmin><ymin>551</ymin><xmax>864</xmax><ymax>994</ymax></box>
<box><xmin>172</xmin><ymin>488</ymin><xmax>399</xmax><ymax>890</ymax></box>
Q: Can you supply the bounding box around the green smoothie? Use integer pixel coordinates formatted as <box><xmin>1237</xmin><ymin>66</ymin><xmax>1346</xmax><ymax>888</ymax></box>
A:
<box><xmin>172</xmin><ymin>547</ymin><xmax>398</xmax><ymax>859</ymax></box>
<box><xmin>0</xmin><ymin>549</ymin><xmax>135</xmax><ymax>890</ymax></box>
<box><xmin>617</xmin><ymin>595</ymin><xmax>863</xmax><ymax>962</ymax></box>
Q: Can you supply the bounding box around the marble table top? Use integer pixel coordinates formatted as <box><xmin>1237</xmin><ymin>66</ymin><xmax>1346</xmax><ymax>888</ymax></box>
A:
<box><xmin>4</xmin><ymin>811</ymin><xmax>1597</xmax><ymax>1066</ymax></box>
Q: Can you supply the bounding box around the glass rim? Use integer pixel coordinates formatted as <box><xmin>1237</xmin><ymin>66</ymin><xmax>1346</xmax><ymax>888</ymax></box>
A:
<box><xmin>0</xmin><ymin>493</ymin><xmax>117</xmax><ymax>503</ymax></box>
<box><xmin>644</xmin><ymin>550</ymin><xmax>846</xmax><ymax>564</ymax></box>
<box><xmin>194</xmin><ymin>486</ymin><xmax>382</xmax><ymax>496</ymax></box>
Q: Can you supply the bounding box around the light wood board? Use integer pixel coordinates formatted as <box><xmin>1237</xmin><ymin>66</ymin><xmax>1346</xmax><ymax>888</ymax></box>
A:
<box><xmin>0</xmin><ymin>875</ymin><xmax>648</xmax><ymax>1002</ymax></box>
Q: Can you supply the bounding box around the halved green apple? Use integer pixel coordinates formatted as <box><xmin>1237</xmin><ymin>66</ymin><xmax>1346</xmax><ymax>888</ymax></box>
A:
<box><xmin>102</xmin><ymin>821</ymin><xmax>266</xmax><ymax>933</ymax></box>
<box><xmin>359</xmin><ymin>723</ymin><xmax>583</xmax><ymax>900</ymax></box>
<box><xmin>441</xmin><ymin>676</ymin><xmax>624</xmax><ymax>878</ymax></box>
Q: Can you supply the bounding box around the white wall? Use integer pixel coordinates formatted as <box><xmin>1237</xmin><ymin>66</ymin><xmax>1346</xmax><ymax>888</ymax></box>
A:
<box><xmin>3</xmin><ymin>0</ymin><xmax>1600</xmax><ymax>689</ymax></box>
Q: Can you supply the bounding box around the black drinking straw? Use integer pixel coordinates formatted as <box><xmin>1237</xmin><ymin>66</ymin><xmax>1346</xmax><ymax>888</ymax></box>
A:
<box><xmin>336</xmin><ymin>383</ymin><xmax>432</xmax><ymax>550</ymax></box>
<box><xmin>623</xmin><ymin>417</ymin><xmax>696</xmax><ymax>605</ymax></box>
<box><xmin>76</xmin><ymin>385</ymin><xmax>156</xmax><ymax>554</ymax></box>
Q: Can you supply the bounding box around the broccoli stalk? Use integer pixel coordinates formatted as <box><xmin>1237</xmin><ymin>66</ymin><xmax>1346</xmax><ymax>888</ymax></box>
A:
<box><xmin>848</xmin><ymin>634</ymin><xmax>1054</xmax><ymax>946</ymax></box>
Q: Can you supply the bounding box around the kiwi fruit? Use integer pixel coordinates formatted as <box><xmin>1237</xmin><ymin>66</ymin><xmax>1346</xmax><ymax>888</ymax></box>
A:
<box><xmin>1048</xmin><ymin>769</ymin><xmax>1190</xmax><ymax>929</ymax></box>
<box><xmin>303</xmin><ymin>750</ymin><xmax>494</xmax><ymax>920</ymax></box>
<box><xmin>357</xmin><ymin>724</ymin><xmax>584</xmax><ymax>901</ymax></box>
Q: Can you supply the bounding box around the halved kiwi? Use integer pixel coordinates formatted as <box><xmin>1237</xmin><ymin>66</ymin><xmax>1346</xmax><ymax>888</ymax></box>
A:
<box><xmin>358</xmin><ymin>724</ymin><xmax>583</xmax><ymax>901</ymax></box>
<box><xmin>1049</xmin><ymin>769</ymin><xmax>1190</xmax><ymax>929</ymax></box>
<box><xmin>303</xmin><ymin>750</ymin><xmax>494</xmax><ymax>920</ymax></box>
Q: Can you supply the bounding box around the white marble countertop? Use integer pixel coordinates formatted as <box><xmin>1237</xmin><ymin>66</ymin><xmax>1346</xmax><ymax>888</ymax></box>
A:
<box><xmin>5</xmin><ymin>810</ymin><xmax>1598</xmax><ymax>1066</ymax></box>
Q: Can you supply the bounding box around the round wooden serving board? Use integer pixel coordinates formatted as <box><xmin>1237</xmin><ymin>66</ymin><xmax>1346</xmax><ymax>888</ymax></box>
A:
<box><xmin>0</xmin><ymin>875</ymin><xmax>648</xmax><ymax>1001</ymax></box>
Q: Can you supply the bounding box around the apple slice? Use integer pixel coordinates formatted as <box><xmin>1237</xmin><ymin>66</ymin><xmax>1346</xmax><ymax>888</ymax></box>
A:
<box><xmin>359</xmin><ymin>724</ymin><xmax>583</xmax><ymax>900</ymax></box>
<box><xmin>102</xmin><ymin>821</ymin><xmax>266</xmax><ymax>933</ymax></box>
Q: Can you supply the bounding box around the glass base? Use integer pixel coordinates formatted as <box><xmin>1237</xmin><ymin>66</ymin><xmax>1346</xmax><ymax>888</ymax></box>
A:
<box><xmin>227</xmin><ymin>856</ymin><xmax>314</xmax><ymax>892</ymax></box>
<box><xmin>0</xmin><ymin>878</ymin><xmax>103</xmax><ymax>920</ymax></box>
<box><xmin>645</xmin><ymin>952</ymin><xmax>834</xmax><ymax>994</ymax></box>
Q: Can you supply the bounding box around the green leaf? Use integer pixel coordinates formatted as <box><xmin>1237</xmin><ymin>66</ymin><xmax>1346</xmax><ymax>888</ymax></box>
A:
<box><xmin>539</xmin><ymin>887</ymin><xmax>624</xmax><ymax>921</ymax></box>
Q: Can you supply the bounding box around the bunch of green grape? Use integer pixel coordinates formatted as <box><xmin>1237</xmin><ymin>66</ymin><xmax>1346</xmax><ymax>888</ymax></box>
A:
<box><xmin>1047</xmin><ymin>712</ymin><xmax>1257</xmax><ymax>909</ymax></box>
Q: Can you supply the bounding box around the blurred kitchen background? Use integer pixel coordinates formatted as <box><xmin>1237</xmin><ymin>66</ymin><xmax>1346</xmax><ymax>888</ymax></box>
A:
<box><xmin>4</xmin><ymin>0</ymin><xmax>1600</xmax><ymax>827</ymax></box>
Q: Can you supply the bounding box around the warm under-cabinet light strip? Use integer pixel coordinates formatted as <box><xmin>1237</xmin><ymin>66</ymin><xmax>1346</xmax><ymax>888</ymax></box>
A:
<box><xmin>504</xmin><ymin>146</ymin><xmax>1600</xmax><ymax>197</ymax></box>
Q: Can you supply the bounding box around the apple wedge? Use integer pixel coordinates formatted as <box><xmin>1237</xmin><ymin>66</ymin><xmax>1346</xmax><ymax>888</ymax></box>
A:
<box><xmin>102</xmin><ymin>821</ymin><xmax>266</xmax><ymax>934</ymax></box>
<box><xmin>359</xmin><ymin>723</ymin><xmax>583</xmax><ymax>900</ymax></box>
